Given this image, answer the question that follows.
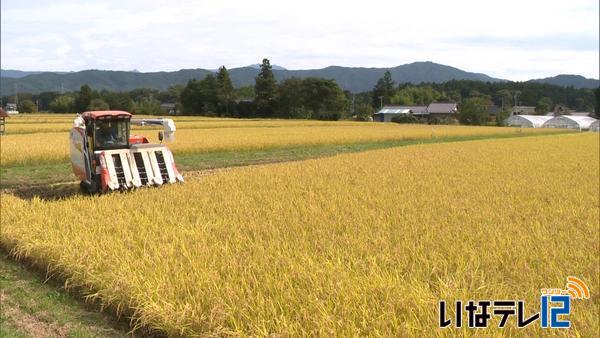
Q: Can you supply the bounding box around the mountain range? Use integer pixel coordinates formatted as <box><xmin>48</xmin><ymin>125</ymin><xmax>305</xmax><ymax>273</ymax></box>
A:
<box><xmin>1</xmin><ymin>61</ymin><xmax>598</xmax><ymax>96</ymax></box>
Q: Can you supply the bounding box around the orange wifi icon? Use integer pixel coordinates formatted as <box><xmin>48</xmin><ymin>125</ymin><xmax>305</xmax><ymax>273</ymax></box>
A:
<box><xmin>566</xmin><ymin>276</ymin><xmax>590</xmax><ymax>300</ymax></box>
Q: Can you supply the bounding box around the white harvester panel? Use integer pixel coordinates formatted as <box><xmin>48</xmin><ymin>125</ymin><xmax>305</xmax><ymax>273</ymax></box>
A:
<box><xmin>98</xmin><ymin>145</ymin><xmax>183</xmax><ymax>191</ymax></box>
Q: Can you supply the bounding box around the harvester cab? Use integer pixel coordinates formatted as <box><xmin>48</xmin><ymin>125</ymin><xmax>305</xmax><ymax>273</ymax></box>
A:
<box><xmin>70</xmin><ymin>111</ymin><xmax>183</xmax><ymax>193</ymax></box>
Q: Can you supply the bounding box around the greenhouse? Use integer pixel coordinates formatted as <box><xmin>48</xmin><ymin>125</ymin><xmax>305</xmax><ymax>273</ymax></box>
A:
<box><xmin>504</xmin><ymin>115</ymin><xmax>552</xmax><ymax>128</ymax></box>
<box><xmin>543</xmin><ymin>115</ymin><xmax>598</xmax><ymax>131</ymax></box>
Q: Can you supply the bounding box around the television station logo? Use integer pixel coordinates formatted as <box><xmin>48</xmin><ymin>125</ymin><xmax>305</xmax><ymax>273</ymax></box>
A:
<box><xmin>439</xmin><ymin>276</ymin><xmax>590</xmax><ymax>329</ymax></box>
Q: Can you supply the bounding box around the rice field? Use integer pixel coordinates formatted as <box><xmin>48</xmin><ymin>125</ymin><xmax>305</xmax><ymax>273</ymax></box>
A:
<box><xmin>0</xmin><ymin>114</ymin><xmax>565</xmax><ymax>166</ymax></box>
<box><xmin>1</xmin><ymin>132</ymin><xmax>597</xmax><ymax>336</ymax></box>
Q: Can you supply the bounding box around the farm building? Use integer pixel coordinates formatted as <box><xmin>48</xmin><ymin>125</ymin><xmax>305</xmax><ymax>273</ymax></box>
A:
<box><xmin>512</xmin><ymin>106</ymin><xmax>536</xmax><ymax>115</ymax></box>
<box><xmin>373</xmin><ymin>107</ymin><xmax>411</xmax><ymax>122</ymax></box>
<box><xmin>543</xmin><ymin>115</ymin><xmax>598</xmax><ymax>130</ymax></box>
<box><xmin>391</xmin><ymin>105</ymin><xmax>428</xmax><ymax>116</ymax></box>
<box><xmin>590</xmin><ymin>120</ymin><xmax>599</xmax><ymax>132</ymax></box>
<box><xmin>427</xmin><ymin>103</ymin><xmax>458</xmax><ymax>116</ymax></box>
<box><xmin>374</xmin><ymin>103</ymin><xmax>459</xmax><ymax>122</ymax></box>
<box><xmin>504</xmin><ymin>115</ymin><xmax>552</xmax><ymax>128</ymax></box>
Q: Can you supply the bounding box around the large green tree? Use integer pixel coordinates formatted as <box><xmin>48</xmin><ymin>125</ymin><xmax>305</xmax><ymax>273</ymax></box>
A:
<box><xmin>180</xmin><ymin>75</ymin><xmax>218</xmax><ymax>115</ymax></box>
<box><xmin>372</xmin><ymin>71</ymin><xmax>396</xmax><ymax>108</ymax></box>
<box><xmin>458</xmin><ymin>97</ymin><xmax>492</xmax><ymax>125</ymax></box>
<box><xmin>18</xmin><ymin>99</ymin><xmax>37</xmax><ymax>113</ymax></box>
<box><xmin>75</xmin><ymin>84</ymin><xmax>93</xmax><ymax>113</ymax></box>
<box><xmin>49</xmin><ymin>95</ymin><xmax>75</xmax><ymax>113</ymax></box>
<box><xmin>300</xmin><ymin>78</ymin><xmax>348</xmax><ymax>120</ymax></box>
<box><xmin>278</xmin><ymin>77</ymin><xmax>307</xmax><ymax>119</ymax></box>
<box><xmin>216</xmin><ymin>66</ymin><xmax>235</xmax><ymax>117</ymax></box>
<box><xmin>535</xmin><ymin>97</ymin><xmax>553</xmax><ymax>114</ymax></box>
<box><xmin>87</xmin><ymin>98</ymin><xmax>110</xmax><ymax>111</ymax></box>
<box><xmin>254</xmin><ymin>58</ymin><xmax>278</xmax><ymax>116</ymax></box>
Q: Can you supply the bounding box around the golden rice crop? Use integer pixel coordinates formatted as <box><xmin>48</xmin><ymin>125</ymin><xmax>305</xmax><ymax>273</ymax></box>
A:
<box><xmin>6</xmin><ymin>117</ymin><xmax>366</xmax><ymax>135</ymax></box>
<box><xmin>1</xmin><ymin>122</ymin><xmax>565</xmax><ymax>166</ymax></box>
<box><xmin>1</xmin><ymin>133</ymin><xmax>597</xmax><ymax>336</ymax></box>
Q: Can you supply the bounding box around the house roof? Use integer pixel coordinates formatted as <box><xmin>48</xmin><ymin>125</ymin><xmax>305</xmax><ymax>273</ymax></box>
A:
<box><xmin>375</xmin><ymin>107</ymin><xmax>411</xmax><ymax>115</ymax></box>
<box><xmin>427</xmin><ymin>103</ymin><xmax>458</xmax><ymax>114</ymax></box>
<box><xmin>82</xmin><ymin>110</ymin><xmax>132</xmax><ymax>120</ymax></box>
<box><xmin>0</xmin><ymin>108</ymin><xmax>8</xmax><ymax>117</ymax></box>
<box><xmin>382</xmin><ymin>105</ymin><xmax>428</xmax><ymax>114</ymax></box>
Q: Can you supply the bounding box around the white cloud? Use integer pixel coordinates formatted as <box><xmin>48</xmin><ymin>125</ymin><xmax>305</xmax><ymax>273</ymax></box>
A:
<box><xmin>1</xmin><ymin>0</ymin><xmax>598</xmax><ymax>80</ymax></box>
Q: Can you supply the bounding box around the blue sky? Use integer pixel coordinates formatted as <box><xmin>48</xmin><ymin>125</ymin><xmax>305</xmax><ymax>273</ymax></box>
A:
<box><xmin>1</xmin><ymin>0</ymin><xmax>598</xmax><ymax>80</ymax></box>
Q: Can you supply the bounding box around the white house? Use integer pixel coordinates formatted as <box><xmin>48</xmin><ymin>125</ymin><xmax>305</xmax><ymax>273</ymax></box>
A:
<box><xmin>373</xmin><ymin>107</ymin><xmax>411</xmax><ymax>122</ymax></box>
<box><xmin>543</xmin><ymin>115</ymin><xmax>598</xmax><ymax>131</ymax></box>
<box><xmin>589</xmin><ymin>120</ymin><xmax>599</xmax><ymax>132</ymax></box>
<box><xmin>504</xmin><ymin>115</ymin><xmax>552</xmax><ymax>128</ymax></box>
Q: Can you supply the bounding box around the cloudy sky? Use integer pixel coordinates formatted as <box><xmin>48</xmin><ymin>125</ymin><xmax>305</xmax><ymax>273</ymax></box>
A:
<box><xmin>1</xmin><ymin>0</ymin><xmax>598</xmax><ymax>80</ymax></box>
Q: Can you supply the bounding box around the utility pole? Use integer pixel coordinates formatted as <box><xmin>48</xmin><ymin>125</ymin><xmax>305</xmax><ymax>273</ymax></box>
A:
<box><xmin>379</xmin><ymin>96</ymin><xmax>383</xmax><ymax>109</ymax></box>
<box><xmin>352</xmin><ymin>94</ymin><xmax>355</xmax><ymax>115</ymax></box>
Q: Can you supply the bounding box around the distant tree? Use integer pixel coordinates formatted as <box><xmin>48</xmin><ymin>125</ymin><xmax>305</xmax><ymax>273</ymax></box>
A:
<box><xmin>495</xmin><ymin>89</ymin><xmax>513</xmax><ymax>110</ymax></box>
<box><xmin>180</xmin><ymin>80</ymin><xmax>202</xmax><ymax>115</ymax></box>
<box><xmin>87</xmin><ymin>98</ymin><xmax>110</xmax><ymax>111</ymax></box>
<box><xmin>276</xmin><ymin>77</ymin><xmax>348</xmax><ymax>120</ymax></box>
<box><xmin>157</xmin><ymin>85</ymin><xmax>184</xmax><ymax>103</ymax></box>
<box><xmin>18</xmin><ymin>99</ymin><xmax>37</xmax><ymax>113</ymax></box>
<box><xmin>234</xmin><ymin>85</ymin><xmax>255</xmax><ymax>99</ymax></box>
<box><xmin>36</xmin><ymin>92</ymin><xmax>60</xmax><ymax>111</ymax></box>
<box><xmin>535</xmin><ymin>97</ymin><xmax>553</xmax><ymax>114</ymax></box>
<box><xmin>391</xmin><ymin>85</ymin><xmax>442</xmax><ymax>105</ymax></box>
<box><xmin>459</xmin><ymin>97</ymin><xmax>491</xmax><ymax>125</ymax></box>
<box><xmin>180</xmin><ymin>75</ymin><xmax>218</xmax><ymax>115</ymax></box>
<box><xmin>101</xmin><ymin>91</ymin><xmax>134</xmax><ymax>111</ymax></box>
<box><xmin>300</xmin><ymin>77</ymin><xmax>348</xmax><ymax>120</ymax></box>
<box><xmin>390</xmin><ymin>89</ymin><xmax>414</xmax><ymax>105</ymax></box>
<box><xmin>216</xmin><ymin>66</ymin><xmax>235</xmax><ymax>117</ymax></box>
<box><xmin>254</xmin><ymin>58</ymin><xmax>278</xmax><ymax>116</ymax></box>
<box><xmin>133</xmin><ymin>97</ymin><xmax>162</xmax><ymax>115</ymax></box>
<box><xmin>372</xmin><ymin>71</ymin><xmax>396</xmax><ymax>108</ymax></box>
<box><xmin>278</xmin><ymin>77</ymin><xmax>307</xmax><ymax>118</ymax></box>
<box><xmin>495</xmin><ymin>110</ymin><xmax>511</xmax><ymax>126</ymax></box>
<box><xmin>355</xmin><ymin>103</ymin><xmax>374</xmax><ymax>121</ymax></box>
<box><xmin>74</xmin><ymin>84</ymin><xmax>93</xmax><ymax>113</ymax></box>
<box><xmin>129</xmin><ymin>88</ymin><xmax>160</xmax><ymax>103</ymax></box>
<box><xmin>594</xmin><ymin>88</ymin><xmax>600</xmax><ymax>118</ymax></box>
<box><xmin>49</xmin><ymin>95</ymin><xmax>75</xmax><ymax>113</ymax></box>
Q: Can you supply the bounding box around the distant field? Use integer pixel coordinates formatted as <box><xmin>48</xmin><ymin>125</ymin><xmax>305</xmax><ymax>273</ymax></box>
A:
<box><xmin>0</xmin><ymin>114</ymin><xmax>566</xmax><ymax>166</ymax></box>
<box><xmin>2</xmin><ymin>133</ymin><xmax>597</xmax><ymax>336</ymax></box>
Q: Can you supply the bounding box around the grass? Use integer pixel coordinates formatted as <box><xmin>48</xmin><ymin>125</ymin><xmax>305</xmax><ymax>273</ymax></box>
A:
<box><xmin>0</xmin><ymin>253</ymin><xmax>130</xmax><ymax>337</ymax></box>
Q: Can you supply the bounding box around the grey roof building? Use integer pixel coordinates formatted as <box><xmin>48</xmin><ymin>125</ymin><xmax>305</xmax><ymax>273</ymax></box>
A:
<box><xmin>386</xmin><ymin>105</ymin><xmax>429</xmax><ymax>115</ymax></box>
<box><xmin>427</xmin><ymin>103</ymin><xmax>458</xmax><ymax>114</ymax></box>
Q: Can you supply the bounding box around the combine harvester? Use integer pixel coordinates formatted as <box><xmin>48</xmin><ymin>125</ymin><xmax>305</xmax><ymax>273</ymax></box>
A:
<box><xmin>70</xmin><ymin>111</ymin><xmax>184</xmax><ymax>193</ymax></box>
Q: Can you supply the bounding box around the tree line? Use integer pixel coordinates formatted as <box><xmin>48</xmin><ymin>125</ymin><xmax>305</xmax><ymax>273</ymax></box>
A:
<box><xmin>180</xmin><ymin>59</ymin><xmax>348</xmax><ymax>120</ymax></box>
<box><xmin>364</xmin><ymin>70</ymin><xmax>599</xmax><ymax>124</ymax></box>
<box><xmin>3</xmin><ymin>59</ymin><xmax>350</xmax><ymax>120</ymax></box>
<box><xmin>2</xmin><ymin>60</ymin><xmax>597</xmax><ymax>125</ymax></box>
